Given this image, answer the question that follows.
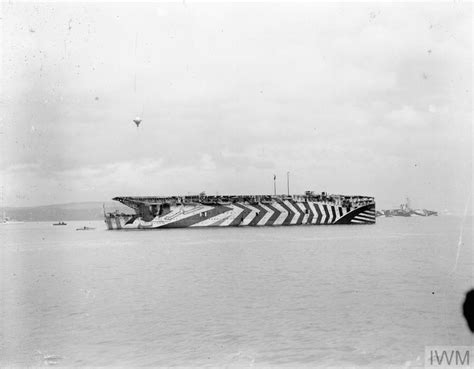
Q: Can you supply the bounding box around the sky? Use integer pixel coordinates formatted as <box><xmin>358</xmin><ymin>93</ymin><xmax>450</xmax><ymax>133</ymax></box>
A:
<box><xmin>0</xmin><ymin>2</ymin><xmax>472</xmax><ymax>213</ymax></box>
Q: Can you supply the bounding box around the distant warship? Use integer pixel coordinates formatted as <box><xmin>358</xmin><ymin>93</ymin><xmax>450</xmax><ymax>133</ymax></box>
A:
<box><xmin>376</xmin><ymin>198</ymin><xmax>438</xmax><ymax>218</ymax></box>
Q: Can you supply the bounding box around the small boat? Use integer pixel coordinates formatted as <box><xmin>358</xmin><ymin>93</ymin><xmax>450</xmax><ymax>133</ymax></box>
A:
<box><xmin>76</xmin><ymin>226</ymin><xmax>95</xmax><ymax>231</ymax></box>
<box><xmin>53</xmin><ymin>221</ymin><xmax>67</xmax><ymax>226</ymax></box>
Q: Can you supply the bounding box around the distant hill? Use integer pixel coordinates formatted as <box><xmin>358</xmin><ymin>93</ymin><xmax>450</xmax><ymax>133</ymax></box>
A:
<box><xmin>1</xmin><ymin>201</ymin><xmax>131</xmax><ymax>222</ymax></box>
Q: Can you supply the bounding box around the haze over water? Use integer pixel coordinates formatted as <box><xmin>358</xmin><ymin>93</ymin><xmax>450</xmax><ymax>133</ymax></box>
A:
<box><xmin>1</xmin><ymin>216</ymin><xmax>472</xmax><ymax>367</ymax></box>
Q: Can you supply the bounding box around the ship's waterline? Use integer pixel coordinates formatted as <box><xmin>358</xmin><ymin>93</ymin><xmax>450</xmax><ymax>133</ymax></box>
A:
<box><xmin>105</xmin><ymin>192</ymin><xmax>375</xmax><ymax>229</ymax></box>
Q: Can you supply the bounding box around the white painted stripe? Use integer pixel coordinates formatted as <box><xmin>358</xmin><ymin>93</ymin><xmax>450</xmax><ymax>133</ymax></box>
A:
<box><xmin>158</xmin><ymin>206</ymin><xmax>207</xmax><ymax>227</ymax></box>
<box><xmin>326</xmin><ymin>204</ymin><xmax>334</xmax><ymax>223</ymax></box>
<box><xmin>162</xmin><ymin>205</ymin><xmax>208</xmax><ymax>222</ymax></box>
<box><xmin>219</xmin><ymin>205</ymin><xmax>244</xmax><ymax>226</ymax></box>
<box><xmin>239</xmin><ymin>204</ymin><xmax>260</xmax><ymax>226</ymax></box>
<box><xmin>296</xmin><ymin>202</ymin><xmax>308</xmax><ymax>224</ymax></box>
<box><xmin>191</xmin><ymin>212</ymin><xmax>230</xmax><ymax>227</ymax></box>
<box><xmin>272</xmin><ymin>202</ymin><xmax>288</xmax><ymax>225</ymax></box>
<box><xmin>357</xmin><ymin>217</ymin><xmax>375</xmax><ymax>222</ymax></box>
<box><xmin>302</xmin><ymin>214</ymin><xmax>309</xmax><ymax>224</ymax></box>
<box><xmin>319</xmin><ymin>204</ymin><xmax>327</xmax><ymax>224</ymax></box>
<box><xmin>357</xmin><ymin>213</ymin><xmax>375</xmax><ymax>219</ymax></box>
<box><xmin>351</xmin><ymin>219</ymin><xmax>366</xmax><ymax>224</ymax></box>
<box><xmin>190</xmin><ymin>218</ymin><xmax>214</xmax><ymax>227</ymax></box>
<box><xmin>328</xmin><ymin>205</ymin><xmax>336</xmax><ymax>223</ymax></box>
<box><xmin>353</xmin><ymin>217</ymin><xmax>374</xmax><ymax>222</ymax></box>
<box><xmin>257</xmin><ymin>204</ymin><xmax>273</xmax><ymax>226</ymax></box>
<box><xmin>341</xmin><ymin>206</ymin><xmax>347</xmax><ymax>219</ymax></box>
<box><xmin>355</xmin><ymin>212</ymin><xmax>374</xmax><ymax>218</ymax></box>
<box><xmin>285</xmin><ymin>200</ymin><xmax>299</xmax><ymax>225</ymax></box>
<box><xmin>308</xmin><ymin>202</ymin><xmax>318</xmax><ymax>224</ymax></box>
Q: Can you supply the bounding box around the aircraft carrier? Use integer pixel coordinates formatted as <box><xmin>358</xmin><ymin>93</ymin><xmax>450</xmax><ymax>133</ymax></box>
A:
<box><xmin>105</xmin><ymin>191</ymin><xmax>375</xmax><ymax>229</ymax></box>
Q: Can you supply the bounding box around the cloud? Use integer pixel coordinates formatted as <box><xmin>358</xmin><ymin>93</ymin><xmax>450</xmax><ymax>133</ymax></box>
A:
<box><xmin>0</xmin><ymin>2</ymin><xmax>471</xmax><ymax>212</ymax></box>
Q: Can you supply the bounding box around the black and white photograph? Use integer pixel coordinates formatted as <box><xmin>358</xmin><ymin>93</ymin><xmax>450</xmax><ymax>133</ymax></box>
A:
<box><xmin>1</xmin><ymin>1</ymin><xmax>472</xmax><ymax>367</ymax></box>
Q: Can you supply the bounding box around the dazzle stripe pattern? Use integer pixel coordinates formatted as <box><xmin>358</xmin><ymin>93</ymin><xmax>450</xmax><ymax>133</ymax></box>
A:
<box><xmin>106</xmin><ymin>199</ymin><xmax>376</xmax><ymax>229</ymax></box>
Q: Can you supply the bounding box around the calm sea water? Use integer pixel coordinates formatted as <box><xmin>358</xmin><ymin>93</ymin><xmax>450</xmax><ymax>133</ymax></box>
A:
<box><xmin>1</xmin><ymin>216</ymin><xmax>472</xmax><ymax>367</ymax></box>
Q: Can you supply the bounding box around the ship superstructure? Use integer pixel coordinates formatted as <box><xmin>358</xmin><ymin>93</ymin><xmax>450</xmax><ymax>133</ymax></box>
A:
<box><xmin>105</xmin><ymin>191</ymin><xmax>375</xmax><ymax>229</ymax></box>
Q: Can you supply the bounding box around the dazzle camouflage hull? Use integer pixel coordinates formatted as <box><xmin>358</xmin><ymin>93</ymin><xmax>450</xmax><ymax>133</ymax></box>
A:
<box><xmin>105</xmin><ymin>193</ymin><xmax>375</xmax><ymax>230</ymax></box>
